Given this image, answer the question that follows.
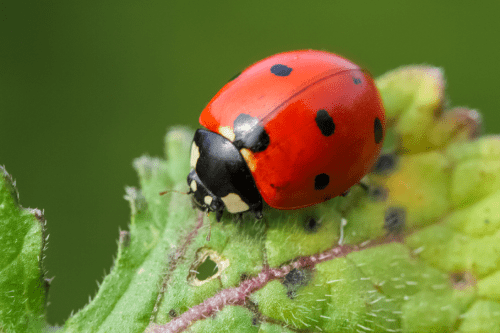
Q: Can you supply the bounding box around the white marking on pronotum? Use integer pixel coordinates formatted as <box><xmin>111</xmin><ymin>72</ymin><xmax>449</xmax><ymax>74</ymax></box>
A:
<box><xmin>190</xmin><ymin>142</ymin><xmax>200</xmax><ymax>169</ymax></box>
<box><xmin>204</xmin><ymin>196</ymin><xmax>213</xmax><ymax>205</ymax></box>
<box><xmin>221</xmin><ymin>193</ymin><xmax>249</xmax><ymax>213</ymax></box>
<box><xmin>190</xmin><ymin>180</ymin><xmax>197</xmax><ymax>192</ymax></box>
<box><xmin>218</xmin><ymin>126</ymin><xmax>236</xmax><ymax>141</ymax></box>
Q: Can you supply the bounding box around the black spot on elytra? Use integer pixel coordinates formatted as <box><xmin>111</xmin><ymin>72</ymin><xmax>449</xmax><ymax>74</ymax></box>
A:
<box><xmin>233</xmin><ymin>113</ymin><xmax>270</xmax><ymax>152</ymax></box>
<box><xmin>374</xmin><ymin>117</ymin><xmax>383</xmax><ymax>144</ymax></box>
<box><xmin>353</xmin><ymin>77</ymin><xmax>362</xmax><ymax>85</ymax></box>
<box><xmin>372</xmin><ymin>153</ymin><xmax>397</xmax><ymax>175</ymax></box>
<box><xmin>304</xmin><ymin>217</ymin><xmax>321</xmax><ymax>233</ymax></box>
<box><xmin>314</xmin><ymin>173</ymin><xmax>329</xmax><ymax>190</ymax></box>
<box><xmin>270</xmin><ymin>64</ymin><xmax>292</xmax><ymax>77</ymax></box>
<box><xmin>228</xmin><ymin>71</ymin><xmax>241</xmax><ymax>82</ymax></box>
<box><xmin>384</xmin><ymin>207</ymin><xmax>406</xmax><ymax>233</ymax></box>
<box><xmin>315</xmin><ymin>109</ymin><xmax>335</xmax><ymax>136</ymax></box>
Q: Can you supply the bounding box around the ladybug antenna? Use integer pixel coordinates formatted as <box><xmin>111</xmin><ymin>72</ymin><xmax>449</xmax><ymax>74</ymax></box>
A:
<box><xmin>159</xmin><ymin>189</ymin><xmax>192</xmax><ymax>196</ymax></box>
<box><xmin>205</xmin><ymin>212</ymin><xmax>212</xmax><ymax>241</ymax></box>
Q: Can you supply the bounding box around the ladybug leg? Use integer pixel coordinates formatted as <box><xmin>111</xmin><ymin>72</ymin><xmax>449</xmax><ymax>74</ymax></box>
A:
<box><xmin>341</xmin><ymin>189</ymin><xmax>350</xmax><ymax>197</ymax></box>
<box><xmin>190</xmin><ymin>196</ymin><xmax>198</xmax><ymax>210</ymax></box>
<box><xmin>254</xmin><ymin>210</ymin><xmax>263</xmax><ymax>220</ymax></box>
<box><xmin>215</xmin><ymin>209</ymin><xmax>224</xmax><ymax>222</ymax></box>
<box><xmin>235</xmin><ymin>213</ymin><xmax>243</xmax><ymax>223</ymax></box>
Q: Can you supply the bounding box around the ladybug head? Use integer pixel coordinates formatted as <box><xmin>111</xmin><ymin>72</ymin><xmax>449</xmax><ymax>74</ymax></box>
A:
<box><xmin>187</xmin><ymin>129</ymin><xmax>263</xmax><ymax>221</ymax></box>
<box><xmin>187</xmin><ymin>169</ymin><xmax>225</xmax><ymax>214</ymax></box>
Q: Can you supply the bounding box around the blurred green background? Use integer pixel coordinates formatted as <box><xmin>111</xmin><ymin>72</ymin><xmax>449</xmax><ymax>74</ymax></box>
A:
<box><xmin>1</xmin><ymin>0</ymin><xmax>499</xmax><ymax>325</ymax></box>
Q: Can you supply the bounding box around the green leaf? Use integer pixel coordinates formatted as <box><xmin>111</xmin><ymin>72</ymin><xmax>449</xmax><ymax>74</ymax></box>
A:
<box><xmin>0</xmin><ymin>166</ymin><xmax>47</xmax><ymax>332</ymax></box>
<box><xmin>5</xmin><ymin>64</ymin><xmax>500</xmax><ymax>332</ymax></box>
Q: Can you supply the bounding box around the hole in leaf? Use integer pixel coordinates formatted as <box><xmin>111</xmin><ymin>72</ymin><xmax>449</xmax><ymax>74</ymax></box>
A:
<box><xmin>188</xmin><ymin>248</ymin><xmax>229</xmax><ymax>286</ymax></box>
<box><xmin>196</xmin><ymin>256</ymin><xmax>218</xmax><ymax>281</ymax></box>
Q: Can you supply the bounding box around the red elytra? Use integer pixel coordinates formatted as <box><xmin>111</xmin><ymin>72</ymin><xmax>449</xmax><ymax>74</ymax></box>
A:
<box><xmin>197</xmin><ymin>50</ymin><xmax>385</xmax><ymax>211</ymax></box>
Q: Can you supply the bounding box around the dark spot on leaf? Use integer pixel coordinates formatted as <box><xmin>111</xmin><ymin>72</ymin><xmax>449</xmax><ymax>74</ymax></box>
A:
<box><xmin>283</xmin><ymin>268</ymin><xmax>308</xmax><ymax>287</ymax></box>
<box><xmin>169</xmin><ymin>309</ymin><xmax>177</xmax><ymax>318</ymax></box>
<box><xmin>240</xmin><ymin>273</ymin><xmax>248</xmax><ymax>282</ymax></box>
<box><xmin>283</xmin><ymin>268</ymin><xmax>311</xmax><ymax>299</ymax></box>
<box><xmin>450</xmin><ymin>271</ymin><xmax>476</xmax><ymax>290</ymax></box>
<box><xmin>384</xmin><ymin>207</ymin><xmax>406</xmax><ymax>233</ymax></box>
<box><xmin>252</xmin><ymin>317</ymin><xmax>259</xmax><ymax>326</ymax></box>
<box><xmin>369</xmin><ymin>186</ymin><xmax>389</xmax><ymax>202</ymax></box>
<box><xmin>245</xmin><ymin>299</ymin><xmax>259</xmax><ymax>312</ymax></box>
<box><xmin>304</xmin><ymin>217</ymin><xmax>321</xmax><ymax>233</ymax></box>
<box><xmin>196</xmin><ymin>256</ymin><xmax>218</xmax><ymax>281</ymax></box>
<box><xmin>372</xmin><ymin>153</ymin><xmax>397</xmax><ymax>175</ymax></box>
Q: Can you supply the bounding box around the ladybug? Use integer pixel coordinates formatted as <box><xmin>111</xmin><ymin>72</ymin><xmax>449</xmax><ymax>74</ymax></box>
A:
<box><xmin>187</xmin><ymin>50</ymin><xmax>385</xmax><ymax>221</ymax></box>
